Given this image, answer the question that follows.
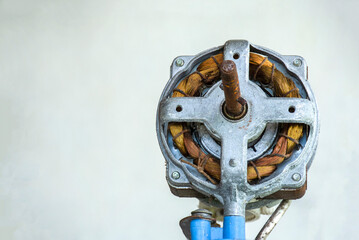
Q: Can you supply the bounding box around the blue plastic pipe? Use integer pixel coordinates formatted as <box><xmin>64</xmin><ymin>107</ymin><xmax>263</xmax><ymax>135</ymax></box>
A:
<box><xmin>223</xmin><ymin>216</ymin><xmax>245</xmax><ymax>240</ymax></box>
<box><xmin>190</xmin><ymin>215</ymin><xmax>245</xmax><ymax>240</ymax></box>
<box><xmin>190</xmin><ymin>219</ymin><xmax>211</xmax><ymax>240</ymax></box>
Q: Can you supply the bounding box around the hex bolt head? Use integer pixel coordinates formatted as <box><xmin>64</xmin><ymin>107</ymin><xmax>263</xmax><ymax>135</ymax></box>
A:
<box><xmin>293</xmin><ymin>58</ymin><xmax>302</xmax><ymax>67</ymax></box>
<box><xmin>171</xmin><ymin>171</ymin><xmax>180</xmax><ymax>180</ymax></box>
<box><xmin>292</xmin><ymin>173</ymin><xmax>301</xmax><ymax>181</ymax></box>
<box><xmin>175</xmin><ymin>58</ymin><xmax>185</xmax><ymax>67</ymax></box>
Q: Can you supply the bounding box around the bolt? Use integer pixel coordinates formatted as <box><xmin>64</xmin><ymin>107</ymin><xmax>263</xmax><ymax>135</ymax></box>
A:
<box><xmin>191</xmin><ymin>209</ymin><xmax>212</xmax><ymax>218</ymax></box>
<box><xmin>175</xmin><ymin>58</ymin><xmax>184</xmax><ymax>67</ymax></box>
<box><xmin>293</xmin><ymin>58</ymin><xmax>302</xmax><ymax>67</ymax></box>
<box><xmin>221</xmin><ymin>60</ymin><xmax>244</xmax><ymax>118</ymax></box>
<box><xmin>292</xmin><ymin>173</ymin><xmax>301</xmax><ymax>181</ymax></box>
<box><xmin>171</xmin><ymin>171</ymin><xmax>180</xmax><ymax>180</ymax></box>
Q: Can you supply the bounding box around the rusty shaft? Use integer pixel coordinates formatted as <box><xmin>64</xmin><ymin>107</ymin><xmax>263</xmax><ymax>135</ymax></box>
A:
<box><xmin>220</xmin><ymin>60</ymin><xmax>243</xmax><ymax>117</ymax></box>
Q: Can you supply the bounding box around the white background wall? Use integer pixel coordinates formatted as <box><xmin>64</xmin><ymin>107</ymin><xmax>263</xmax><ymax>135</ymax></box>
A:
<box><xmin>0</xmin><ymin>0</ymin><xmax>358</xmax><ymax>239</ymax></box>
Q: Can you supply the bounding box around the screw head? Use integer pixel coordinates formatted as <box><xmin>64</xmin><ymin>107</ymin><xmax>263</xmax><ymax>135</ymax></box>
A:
<box><xmin>229</xmin><ymin>159</ymin><xmax>237</xmax><ymax>167</ymax></box>
<box><xmin>292</xmin><ymin>173</ymin><xmax>301</xmax><ymax>181</ymax></box>
<box><xmin>293</xmin><ymin>58</ymin><xmax>302</xmax><ymax>67</ymax></box>
<box><xmin>175</xmin><ymin>58</ymin><xmax>184</xmax><ymax>67</ymax></box>
<box><xmin>171</xmin><ymin>171</ymin><xmax>180</xmax><ymax>180</ymax></box>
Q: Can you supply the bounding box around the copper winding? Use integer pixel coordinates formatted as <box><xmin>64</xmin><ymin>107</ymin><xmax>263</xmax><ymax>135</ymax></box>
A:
<box><xmin>253</xmin><ymin>57</ymin><xmax>268</xmax><ymax>81</ymax></box>
<box><xmin>169</xmin><ymin>53</ymin><xmax>303</xmax><ymax>183</ymax></box>
<box><xmin>173</xmin><ymin>88</ymin><xmax>190</xmax><ymax>97</ymax></box>
<box><xmin>249</xmin><ymin>161</ymin><xmax>261</xmax><ymax>180</ymax></box>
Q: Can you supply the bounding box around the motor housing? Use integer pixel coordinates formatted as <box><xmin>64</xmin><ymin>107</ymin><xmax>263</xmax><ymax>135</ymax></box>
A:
<box><xmin>156</xmin><ymin>40</ymin><xmax>319</xmax><ymax>219</ymax></box>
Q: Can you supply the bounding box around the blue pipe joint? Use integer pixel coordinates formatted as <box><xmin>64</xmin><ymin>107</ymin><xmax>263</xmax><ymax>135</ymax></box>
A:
<box><xmin>223</xmin><ymin>216</ymin><xmax>245</xmax><ymax>240</ymax></box>
<box><xmin>190</xmin><ymin>218</ymin><xmax>211</xmax><ymax>240</ymax></box>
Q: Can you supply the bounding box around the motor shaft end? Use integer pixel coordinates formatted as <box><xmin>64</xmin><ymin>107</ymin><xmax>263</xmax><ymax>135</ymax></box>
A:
<box><xmin>221</xmin><ymin>60</ymin><xmax>245</xmax><ymax>119</ymax></box>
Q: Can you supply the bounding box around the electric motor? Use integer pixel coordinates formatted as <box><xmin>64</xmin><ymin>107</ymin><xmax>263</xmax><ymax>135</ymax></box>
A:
<box><xmin>156</xmin><ymin>40</ymin><xmax>319</xmax><ymax>239</ymax></box>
